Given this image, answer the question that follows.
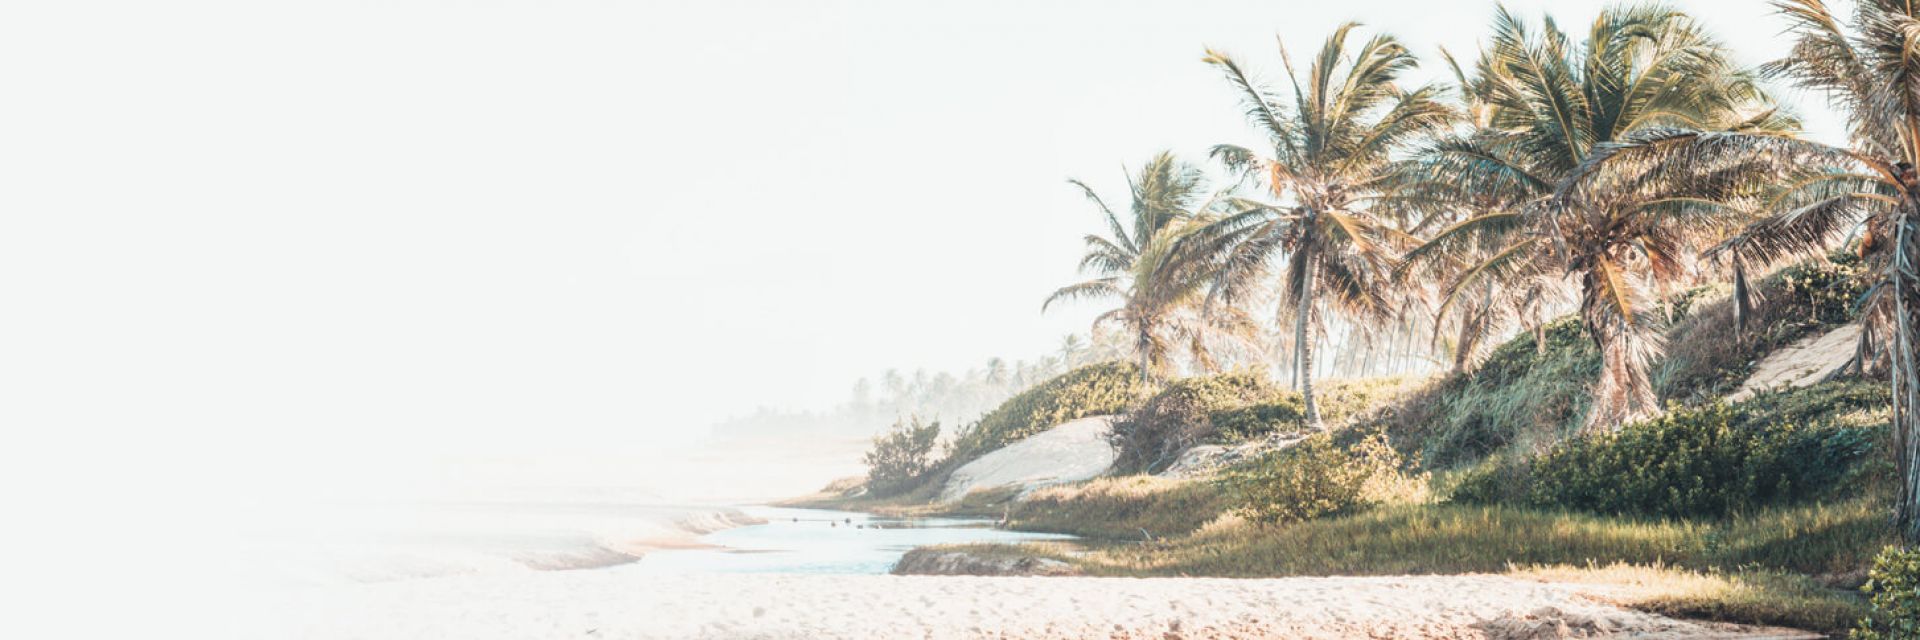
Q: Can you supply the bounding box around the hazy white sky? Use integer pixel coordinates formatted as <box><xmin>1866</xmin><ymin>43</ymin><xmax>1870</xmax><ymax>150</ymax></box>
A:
<box><xmin>3</xmin><ymin>1</ymin><xmax>1846</xmax><ymax>497</ymax></box>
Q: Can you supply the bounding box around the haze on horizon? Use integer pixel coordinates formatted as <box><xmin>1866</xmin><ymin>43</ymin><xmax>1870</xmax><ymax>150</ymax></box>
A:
<box><xmin>5</xmin><ymin>0</ymin><xmax>1850</xmax><ymax>502</ymax></box>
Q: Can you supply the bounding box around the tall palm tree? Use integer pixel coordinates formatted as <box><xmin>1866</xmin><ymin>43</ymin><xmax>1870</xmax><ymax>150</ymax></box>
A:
<box><xmin>1557</xmin><ymin>0</ymin><xmax>1920</xmax><ymax>543</ymax></box>
<box><xmin>1402</xmin><ymin>4</ymin><xmax>1792</xmax><ymax>431</ymax></box>
<box><xmin>1186</xmin><ymin>23</ymin><xmax>1451</xmax><ymax>428</ymax></box>
<box><xmin>1044</xmin><ymin>152</ymin><xmax>1254</xmax><ymax>385</ymax></box>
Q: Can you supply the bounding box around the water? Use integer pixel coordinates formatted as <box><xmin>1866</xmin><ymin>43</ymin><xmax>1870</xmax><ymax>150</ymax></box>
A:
<box><xmin>622</xmin><ymin>506</ymin><xmax>1074</xmax><ymax>575</ymax></box>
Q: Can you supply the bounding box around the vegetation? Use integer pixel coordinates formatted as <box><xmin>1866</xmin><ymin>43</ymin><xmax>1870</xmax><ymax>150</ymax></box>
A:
<box><xmin>1562</xmin><ymin>0</ymin><xmax>1920</xmax><ymax>542</ymax></box>
<box><xmin>1044</xmin><ymin>153</ymin><xmax>1254</xmax><ymax>385</ymax></box>
<box><xmin>1219</xmin><ymin>433</ymin><xmax>1424</xmax><ymax>525</ymax></box>
<box><xmin>1183</xmin><ymin>24</ymin><xmax>1448</xmax><ymax>429</ymax></box>
<box><xmin>1403</xmin><ymin>5</ymin><xmax>1795</xmax><ymax>432</ymax></box>
<box><xmin>1450</xmin><ymin>401</ymin><xmax>1875</xmax><ymax>519</ymax></box>
<box><xmin>1001</xmin><ymin>476</ymin><xmax>1228</xmax><ymax>540</ymax></box>
<box><xmin>945</xmin><ymin>361</ymin><xmax>1143</xmax><ymax>466</ymax></box>
<box><xmin>1854</xmin><ymin>546</ymin><xmax>1920</xmax><ymax>639</ymax></box>
<box><xmin>861</xmin><ymin>416</ymin><xmax>943</xmax><ymax>497</ymax></box>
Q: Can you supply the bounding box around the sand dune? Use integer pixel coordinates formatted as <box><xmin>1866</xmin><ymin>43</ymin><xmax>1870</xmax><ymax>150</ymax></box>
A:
<box><xmin>281</xmin><ymin>572</ymin><xmax>1814</xmax><ymax>639</ymax></box>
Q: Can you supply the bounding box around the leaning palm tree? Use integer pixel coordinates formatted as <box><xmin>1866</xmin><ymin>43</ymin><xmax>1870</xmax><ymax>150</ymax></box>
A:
<box><xmin>1401</xmin><ymin>4</ymin><xmax>1793</xmax><ymax>431</ymax></box>
<box><xmin>1044</xmin><ymin>152</ymin><xmax>1255</xmax><ymax>385</ymax></box>
<box><xmin>1186</xmin><ymin>23</ymin><xmax>1451</xmax><ymax>428</ymax></box>
<box><xmin>1555</xmin><ymin>0</ymin><xmax>1920</xmax><ymax>542</ymax></box>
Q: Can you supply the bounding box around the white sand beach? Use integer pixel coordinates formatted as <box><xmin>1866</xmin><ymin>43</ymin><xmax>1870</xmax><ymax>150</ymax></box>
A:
<box><xmin>279</xmin><ymin>572</ymin><xmax>1814</xmax><ymax>639</ymax></box>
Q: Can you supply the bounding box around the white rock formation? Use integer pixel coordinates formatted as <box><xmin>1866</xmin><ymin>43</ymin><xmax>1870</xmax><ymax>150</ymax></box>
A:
<box><xmin>938</xmin><ymin>416</ymin><xmax>1117</xmax><ymax>503</ymax></box>
<box><xmin>1730</xmin><ymin>323</ymin><xmax>1861</xmax><ymax>402</ymax></box>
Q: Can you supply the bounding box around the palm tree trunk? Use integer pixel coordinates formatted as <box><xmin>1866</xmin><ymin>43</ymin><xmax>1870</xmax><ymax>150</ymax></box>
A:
<box><xmin>1296</xmin><ymin>254</ymin><xmax>1322</xmax><ymax>430</ymax></box>
<box><xmin>1891</xmin><ymin>205</ymin><xmax>1920</xmax><ymax>544</ymax></box>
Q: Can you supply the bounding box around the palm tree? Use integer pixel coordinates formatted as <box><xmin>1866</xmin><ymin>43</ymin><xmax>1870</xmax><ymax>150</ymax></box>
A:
<box><xmin>1186</xmin><ymin>23</ymin><xmax>1451</xmax><ymax>428</ymax></box>
<box><xmin>1044</xmin><ymin>152</ymin><xmax>1254</xmax><ymax>385</ymax></box>
<box><xmin>1392</xmin><ymin>45</ymin><xmax>1571</xmax><ymax>373</ymax></box>
<box><xmin>1401</xmin><ymin>4</ymin><xmax>1792</xmax><ymax>431</ymax></box>
<box><xmin>1556</xmin><ymin>0</ymin><xmax>1920</xmax><ymax>542</ymax></box>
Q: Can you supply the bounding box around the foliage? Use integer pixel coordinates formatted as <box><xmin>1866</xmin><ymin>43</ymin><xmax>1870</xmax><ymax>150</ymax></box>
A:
<box><xmin>946</xmin><ymin>361</ymin><xmax>1144</xmax><ymax>466</ymax></box>
<box><xmin>1219</xmin><ymin>433</ymin><xmax>1421</xmax><ymax>525</ymax></box>
<box><xmin>1191</xmin><ymin>23</ymin><xmax>1448</xmax><ymax>427</ymax></box>
<box><xmin>1521</xmin><ymin>402</ymin><xmax>1879</xmax><ymax>519</ymax></box>
<box><xmin>861</xmin><ymin>416</ymin><xmax>943</xmax><ymax>497</ymax></box>
<box><xmin>1854</xmin><ymin>546</ymin><xmax>1920</xmax><ymax>640</ymax></box>
<box><xmin>1045</xmin><ymin>153</ymin><xmax>1255</xmax><ymax>382</ymax></box>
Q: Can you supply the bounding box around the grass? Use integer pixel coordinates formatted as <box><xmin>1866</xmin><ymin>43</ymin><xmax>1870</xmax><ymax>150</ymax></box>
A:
<box><xmin>1514</xmin><ymin>563</ymin><xmax>1866</xmax><ymax>634</ymax></box>
<box><xmin>1001</xmin><ymin>476</ymin><xmax>1229</xmax><ymax>540</ymax></box>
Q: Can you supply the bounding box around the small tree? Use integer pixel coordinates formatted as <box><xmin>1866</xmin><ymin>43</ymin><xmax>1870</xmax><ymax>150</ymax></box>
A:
<box><xmin>863</xmin><ymin>416</ymin><xmax>942</xmax><ymax>496</ymax></box>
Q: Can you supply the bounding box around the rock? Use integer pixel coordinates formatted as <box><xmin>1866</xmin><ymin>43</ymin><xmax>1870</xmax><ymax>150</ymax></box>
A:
<box><xmin>1729</xmin><ymin>323</ymin><xmax>1862</xmax><ymax>402</ymax></box>
<box><xmin>938</xmin><ymin>416</ymin><xmax>1118</xmax><ymax>503</ymax></box>
<box><xmin>1158</xmin><ymin>432</ymin><xmax>1310</xmax><ymax>479</ymax></box>
<box><xmin>889</xmin><ymin>549</ymin><xmax>1079</xmax><ymax>576</ymax></box>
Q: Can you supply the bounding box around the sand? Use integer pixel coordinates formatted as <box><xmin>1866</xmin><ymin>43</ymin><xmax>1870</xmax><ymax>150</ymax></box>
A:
<box><xmin>278</xmin><ymin>572</ymin><xmax>1815</xmax><ymax>639</ymax></box>
<box><xmin>940</xmin><ymin>416</ymin><xmax>1118</xmax><ymax>502</ymax></box>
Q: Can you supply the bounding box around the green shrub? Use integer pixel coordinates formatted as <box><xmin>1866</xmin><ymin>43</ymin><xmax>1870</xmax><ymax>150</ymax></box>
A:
<box><xmin>1108</xmin><ymin>371</ymin><xmax>1293</xmax><ymax>473</ymax></box>
<box><xmin>1853</xmin><ymin>546</ymin><xmax>1920</xmax><ymax>640</ymax></box>
<box><xmin>1524</xmin><ymin>402</ymin><xmax>1877</xmax><ymax>519</ymax></box>
<box><xmin>946</xmin><ymin>361</ymin><xmax>1143</xmax><ymax>465</ymax></box>
<box><xmin>862</xmin><ymin>416</ymin><xmax>943</xmax><ymax>496</ymax></box>
<box><xmin>1220</xmin><ymin>433</ymin><xmax>1416</xmax><ymax>525</ymax></box>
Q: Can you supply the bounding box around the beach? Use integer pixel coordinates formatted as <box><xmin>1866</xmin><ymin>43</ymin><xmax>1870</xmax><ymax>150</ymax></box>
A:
<box><xmin>279</xmin><ymin>572</ymin><xmax>1815</xmax><ymax>639</ymax></box>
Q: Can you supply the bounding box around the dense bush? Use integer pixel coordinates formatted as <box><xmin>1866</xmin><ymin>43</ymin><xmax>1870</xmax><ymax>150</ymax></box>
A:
<box><xmin>1853</xmin><ymin>546</ymin><xmax>1920</xmax><ymax>640</ymax></box>
<box><xmin>1657</xmin><ymin>255</ymin><xmax>1870</xmax><ymax>402</ymax></box>
<box><xmin>1219</xmin><ymin>433</ymin><xmax>1420</xmax><ymax>525</ymax></box>
<box><xmin>862</xmin><ymin>416</ymin><xmax>943</xmax><ymax>496</ymax></box>
<box><xmin>1108</xmin><ymin>372</ymin><xmax>1294</xmax><ymax>473</ymax></box>
<box><xmin>1516</xmin><ymin>402</ymin><xmax>1877</xmax><ymax>519</ymax></box>
<box><xmin>946</xmin><ymin>361</ymin><xmax>1143</xmax><ymax>465</ymax></box>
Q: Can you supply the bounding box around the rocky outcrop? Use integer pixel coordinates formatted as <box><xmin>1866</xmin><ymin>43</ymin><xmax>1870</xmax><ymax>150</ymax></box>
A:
<box><xmin>1729</xmin><ymin>323</ymin><xmax>1861</xmax><ymax>402</ymax></box>
<box><xmin>939</xmin><ymin>416</ymin><xmax>1118</xmax><ymax>502</ymax></box>
<box><xmin>889</xmin><ymin>548</ymin><xmax>1079</xmax><ymax>576</ymax></box>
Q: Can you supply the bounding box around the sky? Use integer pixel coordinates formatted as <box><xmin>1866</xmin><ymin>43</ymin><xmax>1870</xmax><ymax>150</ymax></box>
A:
<box><xmin>2</xmin><ymin>0</ymin><xmax>1849</xmax><ymax>500</ymax></box>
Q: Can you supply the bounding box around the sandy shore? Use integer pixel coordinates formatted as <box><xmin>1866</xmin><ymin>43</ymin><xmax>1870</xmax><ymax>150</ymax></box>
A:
<box><xmin>279</xmin><ymin>572</ymin><xmax>1815</xmax><ymax>639</ymax></box>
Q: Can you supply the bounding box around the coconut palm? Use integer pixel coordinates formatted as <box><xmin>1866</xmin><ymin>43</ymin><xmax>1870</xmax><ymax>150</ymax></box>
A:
<box><xmin>1185</xmin><ymin>23</ymin><xmax>1451</xmax><ymax>428</ymax></box>
<box><xmin>1044</xmin><ymin>152</ymin><xmax>1255</xmax><ymax>385</ymax></box>
<box><xmin>1555</xmin><ymin>0</ymin><xmax>1920</xmax><ymax>542</ymax></box>
<box><xmin>1391</xmin><ymin>45</ymin><xmax>1572</xmax><ymax>373</ymax></box>
<box><xmin>1400</xmin><ymin>4</ymin><xmax>1792</xmax><ymax>431</ymax></box>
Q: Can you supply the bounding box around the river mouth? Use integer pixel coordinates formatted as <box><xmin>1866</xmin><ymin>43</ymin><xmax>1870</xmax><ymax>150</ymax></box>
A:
<box><xmin>620</xmin><ymin>505</ymin><xmax>1074</xmax><ymax>575</ymax></box>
